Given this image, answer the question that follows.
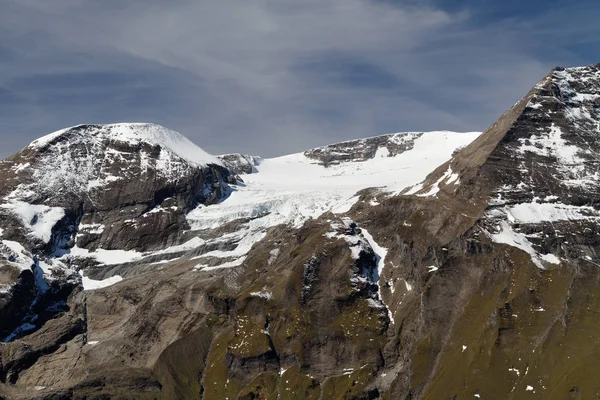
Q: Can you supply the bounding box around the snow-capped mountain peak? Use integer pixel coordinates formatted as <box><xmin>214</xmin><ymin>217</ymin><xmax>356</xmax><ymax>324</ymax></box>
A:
<box><xmin>1</xmin><ymin>123</ymin><xmax>225</xmax><ymax>206</ymax></box>
<box><xmin>27</xmin><ymin>122</ymin><xmax>222</xmax><ymax>167</ymax></box>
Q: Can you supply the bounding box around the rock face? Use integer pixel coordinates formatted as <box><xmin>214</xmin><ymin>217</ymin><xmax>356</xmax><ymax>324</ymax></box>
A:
<box><xmin>0</xmin><ymin>123</ymin><xmax>233</xmax><ymax>366</ymax></box>
<box><xmin>1</xmin><ymin>64</ymin><xmax>600</xmax><ymax>399</ymax></box>
<box><xmin>0</xmin><ymin>123</ymin><xmax>231</xmax><ymax>253</ymax></box>
<box><xmin>218</xmin><ymin>153</ymin><xmax>262</xmax><ymax>175</ymax></box>
<box><xmin>304</xmin><ymin>132</ymin><xmax>424</xmax><ymax>166</ymax></box>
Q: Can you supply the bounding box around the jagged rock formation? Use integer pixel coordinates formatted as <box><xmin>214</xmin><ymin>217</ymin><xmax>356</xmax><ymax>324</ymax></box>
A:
<box><xmin>304</xmin><ymin>132</ymin><xmax>424</xmax><ymax>166</ymax></box>
<box><xmin>1</xmin><ymin>64</ymin><xmax>600</xmax><ymax>399</ymax></box>
<box><xmin>218</xmin><ymin>154</ymin><xmax>262</xmax><ymax>175</ymax></box>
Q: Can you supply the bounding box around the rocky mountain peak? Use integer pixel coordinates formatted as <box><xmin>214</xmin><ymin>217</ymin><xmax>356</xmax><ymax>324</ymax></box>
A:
<box><xmin>0</xmin><ymin>124</ymin><xmax>234</xmax><ymax>348</ymax></box>
<box><xmin>26</xmin><ymin>123</ymin><xmax>222</xmax><ymax>167</ymax></box>
<box><xmin>399</xmin><ymin>64</ymin><xmax>600</xmax><ymax>269</ymax></box>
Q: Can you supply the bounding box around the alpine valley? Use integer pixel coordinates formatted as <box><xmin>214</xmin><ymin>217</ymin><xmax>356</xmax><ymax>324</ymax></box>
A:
<box><xmin>1</xmin><ymin>64</ymin><xmax>600</xmax><ymax>399</ymax></box>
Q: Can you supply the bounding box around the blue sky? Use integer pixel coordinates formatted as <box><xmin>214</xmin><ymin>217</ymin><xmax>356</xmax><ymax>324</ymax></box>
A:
<box><xmin>0</xmin><ymin>0</ymin><xmax>599</xmax><ymax>157</ymax></box>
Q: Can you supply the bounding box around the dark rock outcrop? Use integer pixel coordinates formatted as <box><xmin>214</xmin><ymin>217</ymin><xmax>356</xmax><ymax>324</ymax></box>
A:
<box><xmin>304</xmin><ymin>132</ymin><xmax>424</xmax><ymax>166</ymax></box>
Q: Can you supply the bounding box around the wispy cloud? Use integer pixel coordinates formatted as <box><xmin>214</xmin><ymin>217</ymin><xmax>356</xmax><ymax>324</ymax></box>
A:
<box><xmin>0</xmin><ymin>0</ymin><xmax>598</xmax><ymax>157</ymax></box>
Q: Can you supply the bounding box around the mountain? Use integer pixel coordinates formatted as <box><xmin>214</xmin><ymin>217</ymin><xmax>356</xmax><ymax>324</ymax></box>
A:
<box><xmin>0</xmin><ymin>63</ymin><xmax>599</xmax><ymax>399</ymax></box>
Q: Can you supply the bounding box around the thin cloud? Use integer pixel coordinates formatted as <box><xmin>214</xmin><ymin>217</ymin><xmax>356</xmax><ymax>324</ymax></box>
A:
<box><xmin>0</xmin><ymin>0</ymin><xmax>597</xmax><ymax>157</ymax></box>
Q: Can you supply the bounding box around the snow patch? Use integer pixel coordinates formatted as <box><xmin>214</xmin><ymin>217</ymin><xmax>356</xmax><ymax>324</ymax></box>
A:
<box><xmin>79</xmin><ymin>270</ymin><xmax>123</xmax><ymax>290</ymax></box>
<box><xmin>414</xmin><ymin>165</ymin><xmax>460</xmax><ymax>197</ymax></box>
<box><xmin>249</xmin><ymin>288</ymin><xmax>273</xmax><ymax>300</ymax></box>
<box><xmin>508</xmin><ymin>367</ymin><xmax>520</xmax><ymax>376</ymax></box>
<box><xmin>1</xmin><ymin>240</ymin><xmax>35</xmax><ymax>271</ymax></box>
<box><xmin>488</xmin><ymin>222</ymin><xmax>559</xmax><ymax>269</ymax></box>
<box><xmin>195</xmin><ymin>256</ymin><xmax>247</xmax><ymax>272</ymax></box>
<box><xmin>0</xmin><ymin>201</ymin><xmax>64</xmax><ymax>243</ymax></box>
<box><xmin>500</xmin><ymin>202</ymin><xmax>600</xmax><ymax>224</ymax></box>
<box><xmin>361</xmin><ymin>228</ymin><xmax>394</xmax><ymax>325</ymax></box>
<box><xmin>517</xmin><ymin>124</ymin><xmax>582</xmax><ymax>165</ymax></box>
<box><xmin>540</xmin><ymin>253</ymin><xmax>560</xmax><ymax>264</ymax></box>
<box><xmin>268</xmin><ymin>248</ymin><xmax>280</xmax><ymax>265</ymax></box>
<box><xmin>79</xmin><ymin>223</ymin><xmax>105</xmax><ymax>235</ymax></box>
<box><xmin>68</xmin><ymin>246</ymin><xmax>142</xmax><ymax>265</ymax></box>
<box><xmin>427</xmin><ymin>265</ymin><xmax>438</xmax><ymax>273</ymax></box>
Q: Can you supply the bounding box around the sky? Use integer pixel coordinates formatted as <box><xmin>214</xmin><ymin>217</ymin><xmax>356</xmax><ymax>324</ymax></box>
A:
<box><xmin>0</xmin><ymin>0</ymin><xmax>599</xmax><ymax>158</ymax></box>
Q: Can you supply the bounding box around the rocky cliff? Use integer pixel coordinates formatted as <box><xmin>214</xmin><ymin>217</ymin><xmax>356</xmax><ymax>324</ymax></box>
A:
<box><xmin>1</xmin><ymin>64</ymin><xmax>599</xmax><ymax>399</ymax></box>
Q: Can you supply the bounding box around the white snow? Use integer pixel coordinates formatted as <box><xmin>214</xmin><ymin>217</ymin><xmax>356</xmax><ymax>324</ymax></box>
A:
<box><xmin>500</xmin><ymin>202</ymin><xmax>600</xmax><ymax>224</ymax></box>
<box><xmin>186</xmin><ymin>131</ymin><xmax>479</xmax><ymax>273</ymax></box>
<box><xmin>29</xmin><ymin>123</ymin><xmax>222</xmax><ymax>167</ymax></box>
<box><xmin>249</xmin><ymin>288</ymin><xmax>273</xmax><ymax>300</ymax></box>
<box><xmin>388</xmin><ymin>279</ymin><xmax>395</xmax><ymax>294</ymax></box>
<box><xmin>489</xmin><ymin>222</ymin><xmax>560</xmax><ymax>269</ymax></box>
<box><xmin>540</xmin><ymin>254</ymin><xmax>560</xmax><ymax>264</ymax></box>
<box><xmin>68</xmin><ymin>246</ymin><xmax>143</xmax><ymax>265</ymax></box>
<box><xmin>11</xmin><ymin>162</ymin><xmax>30</xmax><ymax>172</ymax></box>
<box><xmin>79</xmin><ymin>223</ymin><xmax>105</xmax><ymax>235</ymax></box>
<box><xmin>0</xmin><ymin>201</ymin><xmax>64</xmax><ymax>243</ymax></box>
<box><xmin>414</xmin><ymin>165</ymin><xmax>460</xmax><ymax>197</ymax></box>
<box><xmin>427</xmin><ymin>265</ymin><xmax>439</xmax><ymax>273</ymax></box>
<box><xmin>152</xmin><ymin>237</ymin><xmax>204</xmax><ymax>255</ymax></box>
<box><xmin>361</xmin><ymin>228</ymin><xmax>395</xmax><ymax>325</ymax></box>
<box><xmin>485</xmin><ymin>199</ymin><xmax>599</xmax><ymax>269</ymax></box>
<box><xmin>526</xmin><ymin>385</ymin><xmax>534</xmax><ymax>392</ymax></box>
<box><xmin>268</xmin><ymin>248</ymin><xmax>280</xmax><ymax>265</ymax></box>
<box><xmin>28</xmin><ymin>127</ymin><xmax>70</xmax><ymax>148</ymax></box>
<box><xmin>64</xmin><ymin>236</ymin><xmax>205</xmax><ymax>267</ymax></box>
<box><xmin>462</xmin><ymin>345</ymin><xmax>467</xmax><ymax>352</ymax></box>
<box><xmin>79</xmin><ymin>270</ymin><xmax>123</xmax><ymax>290</ymax></box>
<box><xmin>195</xmin><ymin>256</ymin><xmax>247</xmax><ymax>271</ymax></box>
<box><xmin>324</xmin><ymin>220</ymin><xmax>365</xmax><ymax>260</ymax></box>
<box><xmin>0</xmin><ymin>240</ymin><xmax>35</xmax><ymax>271</ymax></box>
<box><xmin>517</xmin><ymin>124</ymin><xmax>582</xmax><ymax>165</ymax></box>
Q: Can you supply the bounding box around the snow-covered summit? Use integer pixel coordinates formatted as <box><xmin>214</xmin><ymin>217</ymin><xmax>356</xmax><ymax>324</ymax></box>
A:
<box><xmin>27</xmin><ymin>123</ymin><xmax>222</xmax><ymax>167</ymax></box>
<box><xmin>0</xmin><ymin>122</ymin><xmax>232</xmax><ymax>273</ymax></box>
<box><xmin>2</xmin><ymin>123</ymin><xmax>226</xmax><ymax>205</ymax></box>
